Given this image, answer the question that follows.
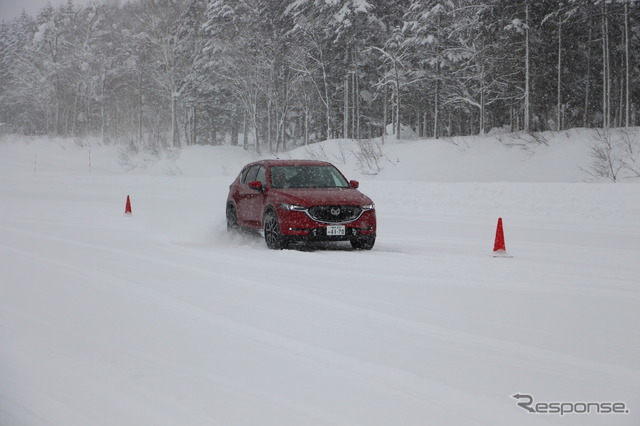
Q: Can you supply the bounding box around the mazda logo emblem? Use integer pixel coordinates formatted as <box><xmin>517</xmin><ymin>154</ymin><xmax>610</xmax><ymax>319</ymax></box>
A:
<box><xmin>330</xmin><ymin>207</ymin><xmax>341</xmax><ymax>216</ymax></box>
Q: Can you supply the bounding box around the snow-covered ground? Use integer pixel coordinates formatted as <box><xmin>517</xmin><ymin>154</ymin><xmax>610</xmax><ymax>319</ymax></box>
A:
<box><xmin>1</xmin><ymin>131</ymin><xmax>638</xmax><ymax>425</ymax></box>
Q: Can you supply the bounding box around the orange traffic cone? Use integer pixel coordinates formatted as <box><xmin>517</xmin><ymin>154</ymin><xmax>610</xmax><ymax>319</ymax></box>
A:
<box><xmin>493</xmin><ymin>217</ymin><xmax>512</xmax><ymax>257</ymax></box>
<box><xmin>125</xmin><ymin>195</ymin><xmax>132</xmax><ymax>215</ymax></box>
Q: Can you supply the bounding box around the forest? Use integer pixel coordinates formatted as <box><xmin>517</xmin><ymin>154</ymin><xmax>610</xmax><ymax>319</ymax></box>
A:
<box><xmin>0</xmin><ymin>0</ymin><xmax>638</xmax><ymax>152</ymax></box>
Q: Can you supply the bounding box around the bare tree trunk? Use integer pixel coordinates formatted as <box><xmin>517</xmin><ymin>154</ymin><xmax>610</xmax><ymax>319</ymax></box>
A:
<box><xmin>186</xmin><ymin>106</ymin><xmax>196</xmax><ymax>146</ymax></box>
<box><xmin>624</xmin><ymin>0</ymin><xmax>630</xmax><ymax>127</ymax></box>
<box><xmin>102</xmin><ymin>71</ymin><xmax>107</xmax><ymax>142</ymax></box>
<box><xmin>351</xmin><ymin>71</ymin><xmax>356</xmax><ymax>139</ymax></box>
<box><xmin>252</xmin><ymin>92</ymin><xmax>260</xmax><ymax>155</ymax></box>
<box><xmin>55</xmin><ymin>78</ymin><xmax>61</xmax><ymax>136</ymax></box>
<box><xmin>254</xmin><ymin>124</ymin><xmax>260</xmax><ymax>154</ymax></box>
<box><xmin>71</xmin><ymin>88</ymin><xmax>79</xmax><ymax>137</ymax></box>
<box><xmin>524</xmin><ymin>1</ymin><xmax>530</xmax><ymax>131</ymax></box>
<box><xmin>382</xmin><ymin>85</ymin><xmax>388</xmax><ymax>144</ymax></box>
<box><xmin>584</xmin><ymin>12</ymin><xmax>593</xmax><ymax>128</ymax></box>
<box><xmin>321</xmin><ymin>62</ymin><xmax>331</xmax><ymax>139</ymax></box>
<box><xmin>282</xmin><ymin>64</ymin><xmax>289</xmax><ymax>151</ymax></box>
<box><xmin>618</xmin><ymin>72</ymin><xmax>624</xmax><ymax>127</ymax></box>
<box><xmin>253</xmin><ymin>123</ymin><xmax>260</xmax><ymax>154</ymax></box>
<box><xmin>344</xmin><ymin>73</ymin><xmax>349</xmax><ymax>139</ymax></box>
<box><xmin>394</xmin><ymin>64</ymin><xmax>401</xmax><ymax>139</ymax></box>
<box><xmin>230</xmin><ymin>105</ymin><xmax>239</xmax><ymax>146</ymax></box>
<box><xmin>193</xmin><ymin>106</ymin><xmax>197</xmax><ymax>145</ymax></box>
<box><xmin>480</xmin><ymin>68</ymin><xmax>485</xmax><ymax>135</ymax></box>
<box><xmin>304</xmin><ymin>92</ymin><xmax>310</xmax><ymax>145</ymax></box>
<box><xmin>243</xmin><ymin>108</ymin><xmax>248</xmax><ymax>150</ymax></box>
<box><xmin>171</xmin><ymin>91</ymin><xmax>179</xmax><ymax>147</ymax></box>
<box><xmin>138</xmin><ymin>71</ymin><xmax>143</xmax><ymax>143</ymax></box>
<box><xmin>557</xmin><ymin>17</ymin><xmax>562</xmax><ymax>131</ymax></box>
<box><xmin>602</xmin><ymin>1</ymin><xmax>610</xmax><ymax>130</ymax></box>
<box><xmin>267</xmin><ymin>100</ymin><xmax>273</xmax><ymax>151</ymax></box>
<box><xmin>423</xmin><ymin>110</ymin><xmax>428</xmax><ymax>138</ymax></box>
<box><xmin>184</xmin><ymin>106</ymin><xmax>190</xmax><ymax>145</ymax></box>
<box><xmin>433</xmin><ymin>68</ymin><xmax>439</xmax><ymax>139</ymax></box>
<box><xmin>282</xmin><ymin>120</ymin><xmax>287</xmax><ymax>151</ymax></box>
<box><xmin>606</xmin><ymin>9</ymin><xmax>611</xmax><ymax>129</ymax></box>
<box><xmin>355</xmin><ymin>71</ymin><xmax>361</xmax><ymax>139</ymax></box>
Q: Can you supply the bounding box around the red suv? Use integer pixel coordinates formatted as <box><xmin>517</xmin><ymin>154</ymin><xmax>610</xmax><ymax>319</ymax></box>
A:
<box><xmin>226</xmin><ymin>160</ymin><xmax>376</xmax><ymax>250</ymax></box>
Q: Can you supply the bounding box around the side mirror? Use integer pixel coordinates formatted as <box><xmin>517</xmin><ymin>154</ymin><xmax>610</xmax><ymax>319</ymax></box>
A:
<box><xmin>248</xmin><ymin>180</ymin><xmax>263</xmax><ymax>191</ymax></box>
<box><xmin>349</xmin><ymin>180</ymin><xmax>360</xmax><ymax>189</ymax></box>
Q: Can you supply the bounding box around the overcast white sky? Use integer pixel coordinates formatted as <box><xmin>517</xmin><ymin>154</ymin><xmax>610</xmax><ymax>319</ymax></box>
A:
<box><xmin>0</xmin><ymin>0</ymin><xmax>96</xmax><ymax>22</ymax></box>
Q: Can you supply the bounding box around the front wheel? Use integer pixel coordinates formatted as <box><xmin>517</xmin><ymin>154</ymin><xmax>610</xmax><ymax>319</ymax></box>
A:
<box><xmin>351</xmin><ymin>235</ymin><xmax>375</xmax><ymax>250</ymax></box>
<box><xmin>264</xmin><ymin>211</ymin><xmax>287</xmax><ymax>249</ymax></box>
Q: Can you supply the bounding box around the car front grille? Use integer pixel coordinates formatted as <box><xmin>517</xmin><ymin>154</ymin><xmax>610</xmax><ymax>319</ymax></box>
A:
<box><xmin>306</xmin><ymin>205</ymin><xmax>363</xmax><ymax>223</ymax></box>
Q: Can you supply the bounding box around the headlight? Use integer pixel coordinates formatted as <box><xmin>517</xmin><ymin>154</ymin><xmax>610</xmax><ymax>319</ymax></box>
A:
<box><xmin>280</xmin><ymin>203</ymin><xmax>307</xmax><ymax>211</ymax></box>
<box><xmin>362</xmin><ymin>203</ymin><xmax>375</xmax><ymax>211</ymax></box>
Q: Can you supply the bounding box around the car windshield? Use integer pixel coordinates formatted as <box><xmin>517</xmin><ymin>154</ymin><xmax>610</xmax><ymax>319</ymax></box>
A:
<box><xmin>270</xmin><ymin>165</ymin><xmax>350</xmax><ymax>189</ymax></box>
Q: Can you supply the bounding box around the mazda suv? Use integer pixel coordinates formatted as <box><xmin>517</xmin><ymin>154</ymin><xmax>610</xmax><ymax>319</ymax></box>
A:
<box><xmin>226</xmin><ymin>160</ymin><xmax>376</xmax><ymax>250</ymax></box>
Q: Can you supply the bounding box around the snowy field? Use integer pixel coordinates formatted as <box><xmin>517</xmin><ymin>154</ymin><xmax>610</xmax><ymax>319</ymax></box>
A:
<box><xmin>1</xmin><ymin>131</ymin><xmax>639</xmax><ymax>426</ymax></box>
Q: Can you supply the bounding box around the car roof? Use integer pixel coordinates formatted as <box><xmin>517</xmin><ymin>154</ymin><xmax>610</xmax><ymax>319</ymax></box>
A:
<box><xmin>249</xmin><ymin>159</ymin><xmax>334</xmax><ymax>167</ymax></box>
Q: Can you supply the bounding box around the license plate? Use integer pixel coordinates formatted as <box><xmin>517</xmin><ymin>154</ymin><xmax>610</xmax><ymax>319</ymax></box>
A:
<box><xmin>326</xmin><ymin>225</ymin><xmax>346</xmax><ymax>236</ymax></box>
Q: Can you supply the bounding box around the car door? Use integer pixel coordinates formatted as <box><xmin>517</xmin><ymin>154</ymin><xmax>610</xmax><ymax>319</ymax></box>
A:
<box><xmin>245</xmin><ymin>165</ymin><xmax>267</xmax><ymax>225</ymax></box>
<box><xmin>235</xmin><ymin>164</ymin><xmax>265</xmax><ymax>228</ymax></box>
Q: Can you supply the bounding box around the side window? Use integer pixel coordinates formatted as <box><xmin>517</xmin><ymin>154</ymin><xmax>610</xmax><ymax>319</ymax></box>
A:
<box><xmin>239</xmin><ymin>167</ymin><xmax>251</xmax><ymax>184</ymax></box>
<box><xmin>243</xmin><ymin>165</ymin><xmax>260</xmax><ymax>184</ymax></box>
<box><xmin>256</xmin><ymin>166</ymin><xmax>266</xmax><ymax>186</ymax></box>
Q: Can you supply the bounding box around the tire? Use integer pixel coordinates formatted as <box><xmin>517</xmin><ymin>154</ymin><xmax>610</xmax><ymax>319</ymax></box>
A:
<box><xmin>351</xmin><ymin>235</ymin><xmax>375</xmax><ymax>250</ymax></box>
<box><xmin>226</xmin><ymin>203</ymin><xmax>238</xmax><ymax>232</ymax></box>
<box><xmin>264</xmin><ymin>211</ymin><xmax>287</xmax><ymax>249</ymax></box>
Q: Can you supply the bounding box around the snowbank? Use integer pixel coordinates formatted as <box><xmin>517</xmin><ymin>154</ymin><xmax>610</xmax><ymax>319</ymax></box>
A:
<box><xmin>2</xmin><ymin>128</ymin><xmax>638</xmax><ymax>183</ymax></box>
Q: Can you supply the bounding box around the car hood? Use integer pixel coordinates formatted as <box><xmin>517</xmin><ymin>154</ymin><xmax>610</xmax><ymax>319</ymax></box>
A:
<box><xmin>270</xmin><ymin>188</ymin><xmax>373</xmax><ymax>207</ymax></box>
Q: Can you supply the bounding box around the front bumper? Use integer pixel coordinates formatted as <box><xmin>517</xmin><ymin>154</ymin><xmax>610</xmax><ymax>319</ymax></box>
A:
<box><xmin>277</xmin><ymin>207</ymin><xmax>376</xmax><ymax>240</ymax></box>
